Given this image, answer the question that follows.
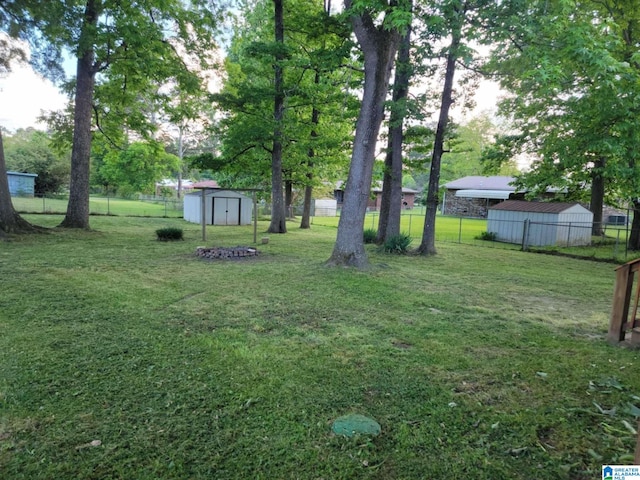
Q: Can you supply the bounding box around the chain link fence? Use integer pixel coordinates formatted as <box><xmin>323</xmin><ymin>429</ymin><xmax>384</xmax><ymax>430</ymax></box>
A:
<box><xmin>13</xmin><ymin>194</ymin><xmax>640</xmax><ymax>262</ymax></box>
<box><xmin>313</xmin><ymin>208</ymin><xmax>638</xmax><ymax>262</ymax></box>
<box><xmin>12</xmin><ymin>194</ymin><xmax>184</xmax><ymax>218</ymax></box>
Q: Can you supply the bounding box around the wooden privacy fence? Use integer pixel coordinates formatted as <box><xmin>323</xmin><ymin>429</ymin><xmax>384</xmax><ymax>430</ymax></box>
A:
<box><xmin>608</xmin><ymin>257</ymin><xmax>640</xmax><ymax>345</ymax></box>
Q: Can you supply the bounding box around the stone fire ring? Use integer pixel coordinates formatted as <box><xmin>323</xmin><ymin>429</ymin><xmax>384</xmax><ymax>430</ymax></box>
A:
<box><xmin>196</xmin><ymin>246</ymin><xmax>259</xmax><ymax>260</ymax></box>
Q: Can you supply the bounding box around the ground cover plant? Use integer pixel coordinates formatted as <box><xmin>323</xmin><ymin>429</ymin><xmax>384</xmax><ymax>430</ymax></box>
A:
<box><xmin>1</xmin><ymin>215</ymin><xmax>640</xmax><ymax>479</ymax></box>
<box><xmin>156</xmin><ymin>227</ymin><xmax>184</xmax><ymax>241</ymax></box>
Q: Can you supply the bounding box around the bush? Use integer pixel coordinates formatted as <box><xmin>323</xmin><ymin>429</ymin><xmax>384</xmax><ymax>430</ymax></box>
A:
<box><xmin>476</xmin><ymin>231</ymin><xmax>497</xmax><ymax>242</ymax></box>
<box><xmin>156</xmin><ymin>227</ymin><xmax>184</xmax><ymax>241</ymax></box>
<box><xmin>382</xmin><ymin>232</ymin><xmax>412</xmax><ymax>254</ymax></box>
<box><xmin>363</xmin><ymin>228</ymin><xmax>378</xmax><ymax>244</ymax></box>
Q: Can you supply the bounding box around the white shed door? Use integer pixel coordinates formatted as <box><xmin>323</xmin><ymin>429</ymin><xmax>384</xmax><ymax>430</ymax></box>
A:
<box><xmin>212</xmin><ymin>197</ymin><xmax>240</xmax><ymax>225</ymax></box>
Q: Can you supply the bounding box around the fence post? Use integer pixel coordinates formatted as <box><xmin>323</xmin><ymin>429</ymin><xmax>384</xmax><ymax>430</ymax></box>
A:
<box><xmin>521</xmin><ymin>219</ymin><xmax>530</xmax><ymax>251</ymax></box>
<box><xmin>627</xmin><ymin>209</ymin><xmax>631</xmax><ymax>259</ymax></box>
<box><xmin>458</xmin><ymin>217</ymin><xmax>462</xmax><ymax>243</ymax></box>
<box><xmin>567</xmin><ymin>222</ymin><xmax>572</xmax><ymax>246</ymax></box>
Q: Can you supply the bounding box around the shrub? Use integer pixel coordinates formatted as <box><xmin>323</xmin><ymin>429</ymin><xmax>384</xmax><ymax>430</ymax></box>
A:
<box><xmin>156</xmin><ymin>227</ymin><xmax>183</xmax><ymax>241</ymax></box>
<box><xmin>476</xmin><ymin>231</ymin><xmax>497</xmax><ymax>242</ymax></box>
<box><xmin>363</xmin><ymin>228</ymin><xmax>378</xmax><ymax>244</ymax></box>
<box><xmin>382</xmin><ymin>232</ymin><xmax>412</xmax><ymax>254</ymax></box>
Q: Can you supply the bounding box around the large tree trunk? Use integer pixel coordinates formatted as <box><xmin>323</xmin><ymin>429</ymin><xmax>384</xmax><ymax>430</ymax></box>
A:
<box><xmin>417</xmin><ymin>10</ymin><xmax>463</xmax><ymax>256</ymax></box>
<box><xmin>327</xmin><ymin>5</ymin><xmax>401</xmax><ymax>268</ymax></box>
<box><xmin>377</xmin><ymin>23</ymin><xmax>412</xmax><ymax>244</ymax></box>
<box><xmin>590</xmin><ymin>157</ymin><xmax>605</xmax><ymax>236</ymax></box>
<box><xmin>628</xmin><ymin>199</ymin><xmax>640</xmax><ymax>251</ymax></box>
<box><xmin>300</xmin><ymin>182</ymin><xmax>313</xmax><ymax>229</ymax></box>
<box><xmin>0</xmin><ymin>130</ymin><xmax>40</xmax><ymax>235</ymax></box>
<box><xmin>267</xmin><ymin>0</ymin><xmax>287</xmax><ymax>234</ymax></box>
<box><xmin>301</xmin><ymin>93</ymin><xmax>321</xmax><ymax>230</ymax></box>
<box><xmin>285</xmin><ymin>179</ymin><xmax>294</xmax><ymax>218</ymax></box>
<box><xmin>59</xmin><ymin>0</ymin><xmax>99</xmax><ymax>229</ymax></box>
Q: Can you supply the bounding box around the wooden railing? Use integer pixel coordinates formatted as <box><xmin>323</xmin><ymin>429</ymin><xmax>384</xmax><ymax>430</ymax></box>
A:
<box><xmin>608</xmin><ymin>258</ymin><xmax>640</xmax><ymax>345</ymax></box>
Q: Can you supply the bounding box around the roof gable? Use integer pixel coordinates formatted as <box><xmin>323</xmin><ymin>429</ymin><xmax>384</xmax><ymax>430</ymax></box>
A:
<box><xmin>489</xmin><ymin>200</ymin><xmax>586</xmax><ymax>214</ymax></box>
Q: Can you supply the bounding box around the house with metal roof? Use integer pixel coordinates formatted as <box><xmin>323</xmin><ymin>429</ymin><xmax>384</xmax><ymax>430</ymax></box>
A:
<box><xmin>442</xmin><ymin>176</ymin><xmax>562</xmax><ymax>217</ymax></box>
<box><xmin>487</xmin><ymin>200</ymin><xmax>593</xmax><ymax>247</ymax></box>
<box><xmin>441</xmin><ymin>176</ymin><xmax>522</xmax><ymax>217</ymax></box>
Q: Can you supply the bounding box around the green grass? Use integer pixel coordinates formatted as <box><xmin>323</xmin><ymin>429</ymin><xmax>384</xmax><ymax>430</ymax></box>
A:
<box><xmin>316</xmin><ymin>212</ymin><xmax>637</xmax><ymax>262</ymax></box>
<box><xmin>1</xmin><ymin>215</ymin><xmax>639</xmax><ymax>479</ymax></box>
<box><xmin>314</xmin><ymin>211</ymin><xmax>488</xmax><ymax>243</ymax></box>
<box><xmin>12</xmin><ymin>196</ymin><xmax>183</xmax><ymax>217</ymax></box>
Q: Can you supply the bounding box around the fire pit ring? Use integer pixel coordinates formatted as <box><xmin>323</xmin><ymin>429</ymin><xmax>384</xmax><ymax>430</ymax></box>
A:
<box><xmin>195</xmin><ymin>246</ymin><xmax>259</xmax><ymax>260</ymax></box>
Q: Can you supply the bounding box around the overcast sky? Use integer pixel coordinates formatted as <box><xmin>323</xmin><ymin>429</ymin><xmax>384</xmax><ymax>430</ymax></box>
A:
<box><xmin>0</xmin><ymin>61</ymin><xmax>501</xmax><ymax>133</ymax></box>
<box><xmin>0</xmin><ymin>65</ymin><xmax>67</xmax><ymax>132</ymax></box>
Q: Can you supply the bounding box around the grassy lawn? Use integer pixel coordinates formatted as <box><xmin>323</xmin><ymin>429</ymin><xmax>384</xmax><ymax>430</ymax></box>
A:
<box><xmin>11</xmin><ymin>196</ymin><xmax>183</xmax><ymax>218</ymax></box>
<box><xmin>316</xmin><ymin>212</ymin><xmax>635</xmax><ymax>262</ymax></box>
<box><xmin>313</xmin><ymin>211</ymin><xmax>489</xmax><ymax>243</ymax></box>
<box><xmin>1</xmin><ymin>215</ymin><xmax>639</xmax><ymax>479</ymax></box>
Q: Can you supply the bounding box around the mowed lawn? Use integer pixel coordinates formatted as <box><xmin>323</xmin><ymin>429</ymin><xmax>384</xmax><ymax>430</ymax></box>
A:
<box><xmin>1</xmin><ymin>215</ymin><xmax>639</xmax><ymax>479</ymax></box>
<box><xmin>12</xmin><ymin>196</ymin><xmax>184</xmax><ymax>218</ymax></box>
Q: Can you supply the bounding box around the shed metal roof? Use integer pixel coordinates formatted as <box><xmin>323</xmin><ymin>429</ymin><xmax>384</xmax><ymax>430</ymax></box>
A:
<box><xmin>7</xmin><ymin>171</ymin><xmax>37</xmax><ymax>177</ymax></box>
<box><xmin>489</xmin><ymin>200</ymin><xmax>584</xmax><ymax>214</ymax></box>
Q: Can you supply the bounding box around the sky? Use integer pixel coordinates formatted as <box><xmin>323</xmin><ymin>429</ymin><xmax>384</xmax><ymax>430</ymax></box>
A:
<box><xmin>0</xmin><ymin>60</ymin><xmax>502</xmax><ymax>132</ymax></box>
<box><xmin>0</xmin><ymin>65</ymin><xmax>68</xmax><ymax>132</ymax></box>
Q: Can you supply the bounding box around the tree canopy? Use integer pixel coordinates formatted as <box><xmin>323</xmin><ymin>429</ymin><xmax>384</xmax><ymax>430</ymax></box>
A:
<box><xmin>1</xmin><ymin>0</ymin><xmax>223</xmax><ymax>229</ymax></box>
<box><xmin>484</xmin><ymin>0</ymin><xmax>640</xmax><ymax>243</ymax></box>
<box><xmin>213</xmin><ymin>0</ymin><xmax>357</xmax><ymax>228</ymax></box>
<box><xmin>3</xmin><ymin>129</ymin><xmax>71</xmax><ymax>196</ymax></box>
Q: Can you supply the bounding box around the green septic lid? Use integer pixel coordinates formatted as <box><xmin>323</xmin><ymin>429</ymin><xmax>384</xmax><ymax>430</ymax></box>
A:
<box><xmin>332</xmin><ymin>414</ymin><xmax>381</xmax><ymax>437</ymax></box>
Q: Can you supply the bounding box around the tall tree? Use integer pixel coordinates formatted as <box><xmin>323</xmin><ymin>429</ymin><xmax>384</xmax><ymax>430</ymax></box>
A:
<box><xmin>61</xmin><ymin>0</ymin><xmax>98</xmax><ymax>228</ymax></box>
<box><xmin>0</xmin><ymin>26</ymin><xmax>39</xmax><ymax>234</ymax></box>
<box><xmin>268</xmin><ymin>0</ymin><xmax>288</xmax><ymax>233</ymax></box>
<box><xmin>0</xmin><ymin>130</ymin><xmax>42</xmax><ymax>235</ymax></box>
<box><xmin>326</xmin><ymin>0</ymin><xmax>409</xmax><ymax>268</ymax></box>
<box><xmin>2</xmin><ymin>0</ymin><xmax>221</xmax><ymax>229</ymax></box>
<box><xmin>416</xmin><ymin>0</ymin><xmax>466</xmax><ymax>255</ymax></box>
<box><xmin>213</xmin><ymin>0</ymin><xmax>355</xmax><ymax>226</ymax></box>
<box><xmin>377</xmin><ymin>21</ymin><xmax>412</xmax><ymax>244</ymax></box>
<box><xmin>484</xmin><ymin>0</ymin><xmax>640</xmax><ymax>245</ymax></box>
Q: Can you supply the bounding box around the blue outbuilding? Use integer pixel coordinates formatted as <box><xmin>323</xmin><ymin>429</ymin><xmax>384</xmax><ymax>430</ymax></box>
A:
<box><xmin>7</xmin><ymin>171</ymin><xmax>37</xmax><ymax>197</ymax></box>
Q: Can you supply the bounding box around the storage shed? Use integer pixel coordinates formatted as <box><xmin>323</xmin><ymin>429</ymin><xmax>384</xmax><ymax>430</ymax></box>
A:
<box><xmin>7</xmin><ymin>171</ymin><xmax>37</xmax><ymax>197</ymax></box>
<box><xmin>314</xmin><ymin>198</ymin><xmax>337</xmax><ymax>217</ymax></box>
<box><xmin>487</xmin><ymin>200</ymin><xmax>594</xmax><ymax>247</ymax></box>
<box><xmin>183</xmin><ymin>190</ymin><xmax>253</xmax><ymax>225</ymax></box>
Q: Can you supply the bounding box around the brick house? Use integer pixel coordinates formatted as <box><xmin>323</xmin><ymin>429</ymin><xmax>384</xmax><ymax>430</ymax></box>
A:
<box><xmin>333</xmin><ymin>181</ymin><xmax>419</xmax><ymax>211</ymax></box>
